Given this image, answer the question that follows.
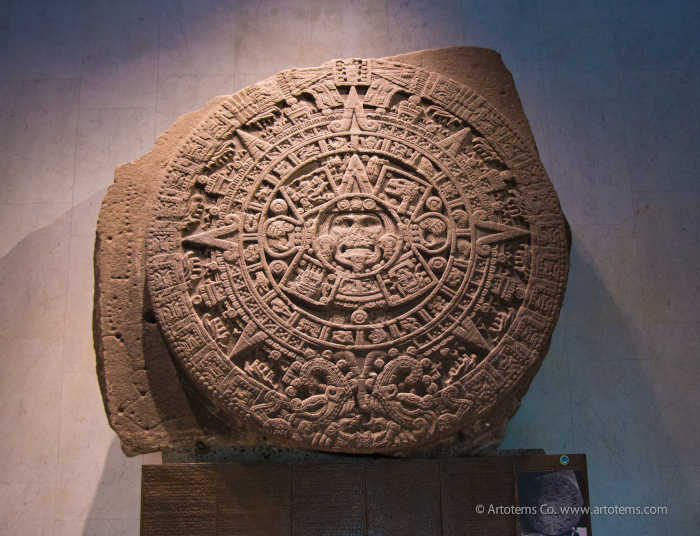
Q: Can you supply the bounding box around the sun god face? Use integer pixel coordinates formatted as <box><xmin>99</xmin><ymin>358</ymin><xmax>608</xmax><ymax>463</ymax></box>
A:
<box><xmin>328</xmin><ymin>212</ymin><xmax>384</xmax><ymax>271</ymax></box>
<box><xmin>315</xmin><ymin>195</ymin><xmax>401</xmax><ymax>275</ymax></box>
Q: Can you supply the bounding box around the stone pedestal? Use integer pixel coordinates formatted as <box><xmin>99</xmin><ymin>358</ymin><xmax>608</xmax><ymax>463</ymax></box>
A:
<box><xmin>140</xmin><ymin>454</ymin><xmax>591</xmax><ymax>535</ymax></box>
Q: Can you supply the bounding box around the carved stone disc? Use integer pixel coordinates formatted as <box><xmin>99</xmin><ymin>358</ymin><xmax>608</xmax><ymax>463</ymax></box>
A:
<box><xmin>146</xmin><ymin>58</ymin><xmax>569</xmax><ymax>453</ymax></box>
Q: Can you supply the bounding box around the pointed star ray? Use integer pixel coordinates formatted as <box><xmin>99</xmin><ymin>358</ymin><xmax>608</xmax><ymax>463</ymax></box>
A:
<box><xmin>330</xmin><ymin>86</ymin><xmax>378</xmax><ymax>133</ymax></box>
<box><xmin>181</xmin><ymin>223</ymin><xmax>240</xmax><ymax>251</ymax></box>
<box><xmin>454</xmin><ymin>316</ymin><xmax>492</xmax><ymax>352</ymax></box>
<box><xmin>338</xmin><ymin>154</ymin><xmax>373</xmax><ymax>194</ymax></box>
<box><xmin>236</xmin><ymin>129</ymin><xmax>272</xmax><ymax>160</ymax></box>
<box><xmin>438</xmin><ymin>127</ymin><xmax>472</xmax><ymax>157</ymax></box>
<box><xmin>471</xmin><ymin>210</ymin><xmax>529</xmax><ymax>254</ymax></box>
<box><xmin>229</xmin><ymin>322</ymin><xmax>268</xmax><ymax>362</ymax></box>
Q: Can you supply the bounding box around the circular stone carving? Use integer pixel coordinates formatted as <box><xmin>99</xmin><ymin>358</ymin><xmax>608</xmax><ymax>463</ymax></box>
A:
<box><xmin>146</xmin><ymin>58</ymin><xmax>569</xmax><ymax>453</ymax></box>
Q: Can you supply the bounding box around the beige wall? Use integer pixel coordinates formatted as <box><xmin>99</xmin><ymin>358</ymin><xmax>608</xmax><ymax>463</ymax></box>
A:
<box><xmin>1</xmin><ymin>1</ymin><xmax>698</xmax><ymax>534</ymax></box>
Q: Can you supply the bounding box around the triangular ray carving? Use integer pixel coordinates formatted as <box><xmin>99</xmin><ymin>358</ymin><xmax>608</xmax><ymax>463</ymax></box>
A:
<box><xmin>453</xmin><ymin>316</ymin><xmax>492</xmax><ymax>352</ymax></box>
<box><xmin>181</xmin><ymin>224</ymin><xmax>239</xmax><ymax>251</ymax></box>
<box><xmin>471</xmin><ymin>210</ymin><xmax>530</xmax><ymax>255</ymax></box>
<box><xmin>338</xmin><ymin>154</ymin><xmax>373</xmax><ymax>194</ymax></box>
<box><xmin>330</xmin><ymin>86</ymin><xmax>378</xmax><ymax>133</ymax></box>
<box><xmin>236</xmin><ymin>129</ymin><xmax>272</xmax><ymax>160</ymax></box>
<box><xmin>438</xmin><ymin>127</ymin><xmax>472</xmax><ymax>156</ymax></box>
<box><xmin>229</xmin><ymin>322</ymin><xmax>268</xmax><ymax>361</ymax></box>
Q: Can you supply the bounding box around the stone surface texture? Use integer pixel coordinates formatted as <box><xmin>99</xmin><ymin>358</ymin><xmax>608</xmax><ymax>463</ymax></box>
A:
<box><xmin>95</xmin><ymin>47</ymin><xmax>570</xmax><ymax>455</ymax></box>
<box><xmin>3</xmin><ymin>2</ymin><xmax>699</xmax><ymax>533</ymax></box>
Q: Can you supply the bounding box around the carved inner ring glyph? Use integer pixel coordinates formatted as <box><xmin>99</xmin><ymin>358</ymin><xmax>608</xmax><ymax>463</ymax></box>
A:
<box><xmin>145</xmin><ymin>59</ymin><xmax>568</xmax><ymax>452</ymax></box>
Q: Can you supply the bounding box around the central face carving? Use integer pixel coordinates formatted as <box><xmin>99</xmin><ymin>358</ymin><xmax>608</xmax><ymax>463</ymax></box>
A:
<box><xmin>316</xmin><ymin>196</ymin><xmax>399</xmax><ymax>274</ymax></box>
<box><xmin>329</xmin><ymin>212</ymin><xmax>382</xmax><ymax>270</ymax></box>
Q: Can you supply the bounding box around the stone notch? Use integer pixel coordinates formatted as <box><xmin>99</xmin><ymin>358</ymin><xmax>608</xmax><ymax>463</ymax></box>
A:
<box><xmin>94</xmin><ymin>47</ymin><xmax>570</xmax><ymax>456</ymax></box>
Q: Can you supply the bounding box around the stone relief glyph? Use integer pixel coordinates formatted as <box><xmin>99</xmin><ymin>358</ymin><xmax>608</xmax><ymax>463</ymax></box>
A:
<box><xmin>140</xmin><ymin>57</ymin><xmax>569</xmax><ymax>454</ymax></box>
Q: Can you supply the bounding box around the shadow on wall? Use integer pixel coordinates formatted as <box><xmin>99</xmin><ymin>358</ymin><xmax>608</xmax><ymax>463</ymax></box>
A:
<box><xmin>0</xmin><ymin>195</ymin><xmax>142</xmax><ymax>533</ymax></box>
<box><xmin>81</xmin><ymin>440</ymin><xmax>143</xmax><ymax>535</ymax></box>
<box><xmin>82</xmin><ymin>231</ymin><xmax>694</xmax><ymax>533</ymax></box>
<box><xmin>1</xmin><ymin>1</ymin><xmax>697</xmax><ymax>534</ymax></box>
<box><xmin>505</xmin><ymin>233</ymin><xmax>691</xmax><ymax>532</ymax></box>
<box><xmin>0</xmin><ymin>198</ymin><xmax>688</xmax><ymax>533</ymax></box>
<box><xmin>0</xmin><ymin>125</ymin><xmax>692</xmax><ymax>535</ymax></box>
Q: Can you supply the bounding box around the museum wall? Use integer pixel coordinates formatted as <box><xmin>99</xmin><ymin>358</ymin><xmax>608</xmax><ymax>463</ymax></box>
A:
<box><xmin>0</xmin><ymin>0</ymin><xmax>698</xmax><ymax>534</ymax></box>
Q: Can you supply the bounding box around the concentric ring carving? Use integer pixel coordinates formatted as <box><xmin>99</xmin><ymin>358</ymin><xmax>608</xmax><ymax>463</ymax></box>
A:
<box><xmin>146</xmin><ymin>58</ymin><xmax>569</xmax><ymax>452</ymax></box>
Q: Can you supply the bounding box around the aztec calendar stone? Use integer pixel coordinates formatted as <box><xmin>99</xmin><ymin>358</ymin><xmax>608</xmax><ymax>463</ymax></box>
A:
<box><xmin>144</xmin><ymin>57</ymin><xmax>569</xmax><ymax>453</ymax></box>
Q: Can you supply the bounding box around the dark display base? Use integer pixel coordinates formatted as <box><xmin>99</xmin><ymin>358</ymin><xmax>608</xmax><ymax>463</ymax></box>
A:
<box><xmin>141</xmin><ymin>453</ymin><xmax>591</xmax><ymax>535</ymax></box>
